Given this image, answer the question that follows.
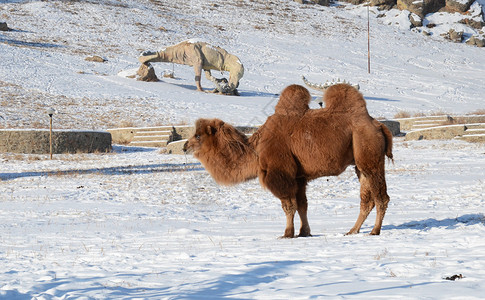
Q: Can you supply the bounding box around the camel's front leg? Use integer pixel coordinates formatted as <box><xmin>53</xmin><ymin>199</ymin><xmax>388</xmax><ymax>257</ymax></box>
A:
<box><xmin>280</xmin><ymin>197</ymin><xmax>297</xmax><ymax>238</ymax></box>
<box><xmin>297</xmin><ymin>206</ymin><xmax>311</xmax><ymax>237</ymax></box>
<box><xmin>296</xmin><ymin>178</ymin><xmax>311</xmax><ymax>237</ymax></box>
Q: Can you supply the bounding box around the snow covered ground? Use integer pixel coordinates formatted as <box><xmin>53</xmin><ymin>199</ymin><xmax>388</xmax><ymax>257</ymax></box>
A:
<box><xmin>1</xmin><ymin>0</ymin><xmax>485</xmax><ymax>299</ymax></box>
<box><xmin>1</xmin><ymin>140</ymin><xmax>484</xmax><ymax>299</ymax></box>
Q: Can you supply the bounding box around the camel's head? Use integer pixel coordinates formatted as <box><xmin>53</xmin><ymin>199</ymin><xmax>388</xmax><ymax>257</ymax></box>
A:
<box><xmin>184</xmin><ymin>118</ymin><xmax>257</xmax><ymax>185</ymax></box>
<box><xmin>184</xmin><ymin>118</ymin><xmax>227</xmax><ymax>158</ymax></box>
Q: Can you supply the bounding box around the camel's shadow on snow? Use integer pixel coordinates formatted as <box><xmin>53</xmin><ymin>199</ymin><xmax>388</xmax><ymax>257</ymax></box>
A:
<box><xmin>0</xmin><ymin>145</ymin><xmax>205</xmax><ymax>181</ymax></box>
<box><xmin>0</xmin><ymin>32</ymin><xmax>65</xmax><ymax>49</ymax></box>
<box><xmin>0</xmin><ymin>162</ymin><xmax>204</xmax><ymax>181</ymax></box>
<box><xmin>383</xmin><ymin>213</ymin><xmax>485</xmax><ymax>231</ymax></box>
<box><xmin>13</xmin><ymin>260</ymin><xmax>304</xmax><ymax>299</ymax></box>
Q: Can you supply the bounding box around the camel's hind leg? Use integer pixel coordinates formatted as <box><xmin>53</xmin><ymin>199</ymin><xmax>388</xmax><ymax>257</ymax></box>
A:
<box><xmin>349</xmin><ymin>124</ymin><xmax>391</xmax><ymax>235</ymax></box>
<box><xmin>346</xmin><ymin>167</ymin><xmax>374</xmax><ymax>235</ymax></box>
<box><xmin>347</xmin><ymin>166</ymin><xmax>390</xmax><ymax>235</ymax></box>
<box><xmin>296</xmin><ymin>178</ymin><xmax>311</xmax><ymax>237</ymax></box>
<box><xmin>368</xmin><ymin>171</ymin><xmax>390</xmax><ymax>235</ymax></box>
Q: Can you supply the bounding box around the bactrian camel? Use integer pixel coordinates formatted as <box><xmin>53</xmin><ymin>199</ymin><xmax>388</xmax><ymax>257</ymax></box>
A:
<box><xmin>185</xmin><ymin>84</ymin><xmax>393</xmax><ymax>238</ymax></box>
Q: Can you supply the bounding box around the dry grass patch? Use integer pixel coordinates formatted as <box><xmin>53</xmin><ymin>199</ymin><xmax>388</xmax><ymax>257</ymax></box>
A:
<box><xmin>427</xmin><ymin>110</ymin><xmax>449</xmax><ymax>116</ymax></box>
<box><xmin>468</xmin><ymin>109</ymin><xmax>485</xmax><ymax>115</ymax></box>
<box><xmin>394</xmin><ymin>110</ymin><xmax>411</xmax><ymax>118</ymax></box>
<box><xmin>116</xmin><ymin>120</ymin><xmax>136</xmax><ymax>128</ymax></box>
<box><xmin>0</xmin><ymin>153</ymin><xmax>43</xmax><ymax>161</ymax></box>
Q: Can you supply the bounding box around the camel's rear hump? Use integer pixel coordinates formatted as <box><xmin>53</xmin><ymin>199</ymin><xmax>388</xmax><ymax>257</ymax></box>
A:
<box><xmin>323</xmin><ymin>83</ymin><xmax>367</xmax><ymax>113</ymax></box>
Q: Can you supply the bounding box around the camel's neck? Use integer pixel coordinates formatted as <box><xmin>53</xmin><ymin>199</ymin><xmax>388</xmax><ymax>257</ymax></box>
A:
<box><xmin>199</xmin><ymin>134</ymin><xmax>259</xmax><ymax>186</ymax></box>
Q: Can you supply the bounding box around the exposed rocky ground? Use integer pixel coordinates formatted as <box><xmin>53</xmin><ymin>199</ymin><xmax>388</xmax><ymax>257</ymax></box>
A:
<box><xmin>299</xmin><ymin>0</ymin><xmax>485</xmax><ymax>46</ymax></box>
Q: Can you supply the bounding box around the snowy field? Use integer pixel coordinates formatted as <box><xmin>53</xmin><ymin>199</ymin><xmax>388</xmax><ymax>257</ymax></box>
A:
<box><xmin>1</xmin><ymin>0</ymin><xmax>485</xmax><ymax>299</ymax></box>
<box><xmin>0</xmin><ymin>139</ymin><xmax>484</xmax><ymax>299</ymax></box>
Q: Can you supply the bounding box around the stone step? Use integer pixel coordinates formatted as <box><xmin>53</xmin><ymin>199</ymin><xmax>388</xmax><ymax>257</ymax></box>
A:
<box><xmin>133</xmin><ymin>130</ymin><xmax>171</xmax><ymax>136</ymax></box>
<box><xmin>128</xmin><ymin>140</ymin><xmax>168</xmax><ymax>147</ymax></box>
<box><xmin>417</xmin><ymin>115</ymin><xmax>450</xmax><ymax>120</ymax></box>
<box><xmin>456</xmin><ymin>134</ymin><xmax>485</xmax><ymax>143</ymax></box>
<box><xmin>394</xmin><ymin>115</ymin><xmax>457</xmax><ymax>131</ymax></box>
<box><xmin>411</xmin><ymin>123</ymin><xmax>446</xmax><ymax>129</ymax></box>
<box><xmin>131</xmin><ymin>135</ymin><xmax>170</xmax><ymax>142</ymax></box>
<box><xmin>131</xmin><ymin>128</ymin><xmax>172</xmax><ymax>148</ymax></box>
<box><xmin>413</xmin><ymin>119</ymin><xmax>447</xmax><ymax>124</ymax></box>
<box><xmin>464</xmin><ymin>129</ymin><xmax>485</xmax><ymax>134</ymax></box>
<box><xmin>411</xmin><ymin>117</ymin><xmax>451</xmax><ymax>128</ymax></box>
<box><xmin>464</xmin><ymin>123</ymin><xmax>485</xmax><ymax>130</ymax></box>
<box><xmin>133</xmin><ymin>126</ymin><xmax>173</xmax><ymax>132</ymax></box>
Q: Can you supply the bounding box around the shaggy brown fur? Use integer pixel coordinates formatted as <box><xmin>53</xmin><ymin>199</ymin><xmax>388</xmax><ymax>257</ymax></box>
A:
<box><xmin>274</xmin><ymin>84</ymin><xmax>311</xmax><ymax>116</ymax></box>
<box><xmin>185</xmin><ymin>84</ymin><xmax>393</xmax><ymax>238</ymax></box>
<box><xmin>187</xmin><ymin>118</ymin><xmax>259</xmax><ymax>186</ymax></box>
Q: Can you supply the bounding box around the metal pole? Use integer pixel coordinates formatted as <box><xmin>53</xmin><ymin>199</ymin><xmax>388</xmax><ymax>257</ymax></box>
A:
<box><xmin>49</xmin><ymin>114</ymin><xmax>53</xmax><ymax>159</ymax></box>
<box><xmin>367</xmin><ymin>4</ymin><xmax>371</xmax><ymax>74</ymax></box>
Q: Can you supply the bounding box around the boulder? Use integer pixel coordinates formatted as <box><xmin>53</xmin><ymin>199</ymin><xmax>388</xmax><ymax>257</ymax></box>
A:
<box><xmin>85</xmin><ymin>55</ymin><xmax>107</xmax><ymax>63</ymax></box>
<box><xmin>409</xmin><ymin>13</ymin><xmax>423</xmax><ymax>27</ymax></box>
<box><xmin>294</xmin><ymin>0</ymin><xmax>331</xmax><ymax>5</ymax></box>
<box><xmin>445</xmin><ymin>0</ymin><xmax>474</xmax><ymax>13</ymax></box>
<box><xmin>397</xmin><ymin>0</ymin><xmax>445</xmax><ymax>18</ymax></box>
<box><xmin>0</xmin><ymin>22</ymin><xmax>9</xmax><ymax>31</ymax></box>
<box><xmin>459</xmin><ymin>18</ymin><xmax>484</xmax><ymax>30</ymax></box>
<box><xmin>446</xmin><ymin>28</ymin><xmax>464</xmax><ymax>42</ymax></box>
<box><xmin>466</xmin><ymin>35</ymin><xmax>485</xmax><ymax>47</ymax></box>
<box><xmin>341</xmin><ymin>0</ymin><xmax>368</xmax><ymax>4</ymax></box>
<box><xmin>136</xmin><ymin>63</ymin><xmax>159</xmax><ymax>82</ymax></box>
<box><xmin>370</xmin><ymin>0</ymin><xmax>397</xmax><ymax>9</ymax></box>
<box><xmin>312</xmin><ymin>0</ymin><xmax>331</xmax><ymax>5</ymax></box>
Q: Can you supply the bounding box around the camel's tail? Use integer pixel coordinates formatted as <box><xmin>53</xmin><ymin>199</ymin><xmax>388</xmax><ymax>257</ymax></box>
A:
<box><xmin>379</xmin><ymin>121</ymin><xmax>393</xmax><ymax>162</ymax></box>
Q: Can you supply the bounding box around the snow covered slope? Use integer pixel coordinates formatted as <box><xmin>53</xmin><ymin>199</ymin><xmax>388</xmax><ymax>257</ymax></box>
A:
<box><xmin>1</xmin><ymin>0</ymin><xmax>484</xmax><ymax>129</ymax></box>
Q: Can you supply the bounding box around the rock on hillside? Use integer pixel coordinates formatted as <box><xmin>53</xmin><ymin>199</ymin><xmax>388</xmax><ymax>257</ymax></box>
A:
<box><xmin>0</xmin><ymin>22</ymin><xmax>9</xmax><ymax>31</ymax></box>
<box><xmin>296</xmin><ymin>0</ymin><xmax>485</xmax><ymax>47</ymax></box>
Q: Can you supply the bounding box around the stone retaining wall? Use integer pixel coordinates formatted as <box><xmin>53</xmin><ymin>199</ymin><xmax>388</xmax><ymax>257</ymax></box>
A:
<box><xmin>404</xmin><ymin>125</ymin><xmax>466</xmax><ymax>141</ymax></box>
<box><xmin>394</xmin><ymin>115</ymin><xmax>485</xmax><ymax>131</ymax></box>
<box><xmin>380</xmin><ymin>120</ymin><xmax>401</xmax><ymax>136</ymax></box>
<box><xmin>107</xmin><ymin>128</ymin><xmax>137</xmax><ymax>145</ymax></box>
<box><xmin>108</xmin><ymin>126</ymin><xmax>195</xmax><ymax>145</ymax></box>
<box><xmin>0</xmin><ymin>129</ymin><xmax>112</xmax><ymax>154</ymax></box>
